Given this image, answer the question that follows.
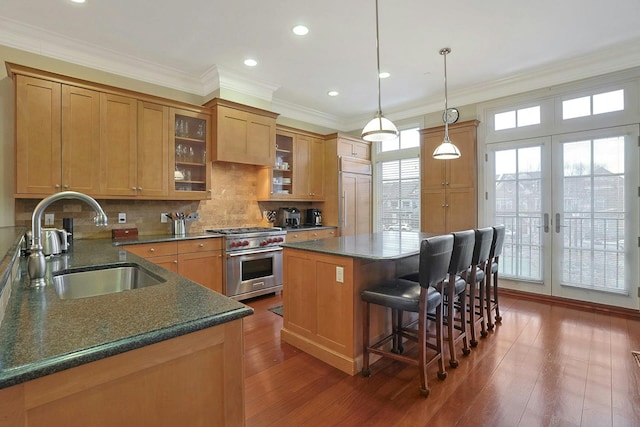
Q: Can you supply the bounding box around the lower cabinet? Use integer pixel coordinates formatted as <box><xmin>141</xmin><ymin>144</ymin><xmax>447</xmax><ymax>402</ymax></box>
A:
<box><xmin>0</xmin><ymin>321</ymin><xmax>245</xmax><ymax>427</ymax></box>
<box><xmin>125</xmin><ymin>238</ymin><xmax>223</xmax><ymax>293</ymax></box>
<box><xmin>285</xmin><ymin>227</ymin><xmax>336</xmax><ymax>243</ymax></box>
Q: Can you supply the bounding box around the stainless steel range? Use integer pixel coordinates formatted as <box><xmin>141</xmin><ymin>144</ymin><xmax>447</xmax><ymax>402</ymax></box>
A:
<box><xmin>206</xmin><ymin>227</ymin><xmax>286</xmax><ymax>301</ymax></box>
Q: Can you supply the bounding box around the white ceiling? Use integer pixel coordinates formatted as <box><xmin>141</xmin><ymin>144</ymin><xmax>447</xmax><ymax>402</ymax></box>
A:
<box><xmin>2</xmin><ymin>0</ymin><xmax>640</xmax><ymax>131</ymax></box>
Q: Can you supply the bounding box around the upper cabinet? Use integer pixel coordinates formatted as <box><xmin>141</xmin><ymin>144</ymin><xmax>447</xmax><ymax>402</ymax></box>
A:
<box><xmin>205</xmin><ymin>98</ymin><xmax>278</xmax><ymax>167</ymax></box>
<box><xmin>170</xmin><ymin>108</ymin><xmax>212</xmax><ymax>199</ymax></box>
<box><xmin>8</xmin><ymin>63</ymin><xmax>211</xmax><ymax>201</ymax></box>
<box><xmin>257</xmin><ymin>125</ymin><xmax>325</xmax><ymax>201</ymax></box>
<box><xmin>336</xmin><ymin>135</ymin><xmax>371</xmax><ymax>160</ymax></box>
<box><xmin>420</xmin><ymin>120</ymin><xmax>479</xmax><ymax>234</ymax></box>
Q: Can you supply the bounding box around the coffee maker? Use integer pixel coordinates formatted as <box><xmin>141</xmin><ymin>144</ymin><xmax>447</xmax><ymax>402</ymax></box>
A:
<box><xmin>278</xmin><ymin>207</ymin><xmax>301</xmax><ymax>228</ymax></box>
<box><xmin>306</xmin><ymin>209</ymin><xmax>322</xmax><ymax>226</ymax></box>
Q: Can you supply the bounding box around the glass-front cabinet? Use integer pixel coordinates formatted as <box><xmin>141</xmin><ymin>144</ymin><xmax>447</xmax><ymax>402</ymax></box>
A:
<box><xmin>271</xmin><ymin>131</ymin><xmax>294</xmax><ymax>197</ymax></box>
<box><xmin>170</xmin><ymin>108</ymin><xmax>211</xmax><ymax>199</ymax></box>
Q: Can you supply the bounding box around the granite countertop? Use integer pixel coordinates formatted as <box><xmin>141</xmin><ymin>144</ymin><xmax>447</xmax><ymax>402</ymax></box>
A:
<box><xmin>280</xmin><ymin>225</ymin><xmax>337</xmax><ymax>232</ymax></box>
<box><xmin>0</xmin><ymin>232</ymin><xmax>252</xmax><ymax>390</ymax></box>
<box><xmin>281</xmin><ymin>231</ymin><xmax>435</xmax><ymax>260</ymax></box>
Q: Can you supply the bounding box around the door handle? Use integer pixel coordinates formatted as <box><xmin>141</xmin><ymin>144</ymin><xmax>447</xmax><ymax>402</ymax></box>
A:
<box><xmin>543</xmin><ymin>213</ymin><xmax>549</xmax><ymax>233</ymax></box>
<box><xmin>555</xmin><ymin>213</ymin><xmax>568</xmax><ymax>233</ymax></box>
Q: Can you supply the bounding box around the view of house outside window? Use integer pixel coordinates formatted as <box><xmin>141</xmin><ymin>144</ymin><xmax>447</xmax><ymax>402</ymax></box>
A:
<box><xmin>375</xmin><ymin>128</ymin><xmax>421</xmax><ymax>231</ymax></box>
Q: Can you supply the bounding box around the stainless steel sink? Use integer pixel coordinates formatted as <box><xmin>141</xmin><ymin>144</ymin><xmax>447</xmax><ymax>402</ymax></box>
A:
<box><xmin>52</xmin><ymin>264</ymin><xmax>166</xmax><ymax>300</ymax></box>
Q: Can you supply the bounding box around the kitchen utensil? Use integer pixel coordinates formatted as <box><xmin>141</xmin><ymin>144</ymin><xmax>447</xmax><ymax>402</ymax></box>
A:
<box><xmin>171</xmin><ymin>219</ymin><xmax>186</xmax><ymax>236</ymax></box>
<box><xmin>42</xmin><ymin>228</ymin><xmax>62</xmax><ymax>256</ymax></box>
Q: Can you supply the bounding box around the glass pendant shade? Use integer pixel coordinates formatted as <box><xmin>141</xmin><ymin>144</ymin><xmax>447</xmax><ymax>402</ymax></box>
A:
<box><xmin>432</xmin><ymin>135</ymin><xmax>461</xmax><ymax>159</ymax></box>
<box><xmin>433</xmin><ymin>47</ymin><xmax>461</xmax><ymax>160</ymax></box>
<box><xmin>362</xmin><ymin>114</ymin><xmax>399</xmax><ymax>142</ymax></box>
<box><xmin>361</xmin><ymin>0</ymin><xmax>398</xmax><ymax>143</ymax></box>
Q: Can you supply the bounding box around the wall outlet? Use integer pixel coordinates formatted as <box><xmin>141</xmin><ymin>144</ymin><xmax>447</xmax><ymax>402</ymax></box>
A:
<box><xmin>336</xmin><ymin>266</ymin><xmax>344</xmax><ymax>283</ymax></box>
<box><xmin>161</xmin><ymin>213</ymin><xmax>168</xmax><ymax>223</ymax></box>
<box><xmin>44</xmin><ymin>213</ymin><xmax>54</xmax><ymax>226</ymax></box>
<box><xmin>118</xmin><ymin>212</ymin><xmax>127</xmax><ymax>224</ymax></box>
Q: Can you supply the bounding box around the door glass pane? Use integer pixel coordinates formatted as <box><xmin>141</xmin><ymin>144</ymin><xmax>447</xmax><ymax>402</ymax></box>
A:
<box><xmin>560</xmin><ymin>137</ymin><xmax>626</xmax><ymax>292</ymax></box>
<box><xmin>494</xmin><ymin>146</ymin><xmax>543</xmax><ymax>280</ymax></box>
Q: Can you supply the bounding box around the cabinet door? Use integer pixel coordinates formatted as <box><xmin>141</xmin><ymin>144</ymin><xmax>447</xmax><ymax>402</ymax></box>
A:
<box><xmin>147</xmin><ymin>255</ymin><xmax>179</xmax><ymax>273</ymax></box>
<box><xmin>445</xmin><ymin>124</ymin><xmax>477</xmax><ymax>189</ymax></box>
<box><xmin>100</xmin><ymin>93</ymin><xmax>138</xmax><ymax>196</ymax></box>
<box><xmin>337</xmin><ymin>138</ymin><xmax>371</xmax><ymax>160</ymax></box>
<box><xmin>309</xmin><ymin>137</ymin><xmax>325</xmax><ymax>199</ymax></box>
<box><xmin>216</xmin><ymin>105</ymin><xmax>275</xmax><ymax>166</ymax></box>
<box><xmin>178</xmin><ymin>251</ymin><xmax>223</xmax><ymax>293</ymax></box>
<box><xmin>420</xmin><ymin>189</ymin><xmax>447</xmax><ymax>234</ymax></box>
<box><xmin>293</xmin><ymin>134</ymin><xmax>311</xmax><ymax>198</ymax></box>
<box><xmin>446</xmin><ymin>187</ymin><xmax>477</xmax><ymax>232</ymax></box>
<box><xmin>420</xmin><ymin>133</ymin><xmax>447</xmax><ymax>189</ymax></box>
<box><xmin>61</xmin><ymin>85</ymin><xmax>101</xmax><ymax>194</ymax></box>
<box><xmin>137</xmin><ymin>102</ymin><xmax>169</xmax><ymax>197</ymax></box>
<box><xmin>15</xmin><ymin>75</ymin><xmax>61</xmax><ymax>195</ymax></box>
<box><xmin>341</xmin><ymin>172</ymin><xmax>371</xmax><ymax>236</ymax></box>
<box><xmin>171</xmin><ymin>109</ymin><xmax>211</xmax><ymax>199</ymax></box>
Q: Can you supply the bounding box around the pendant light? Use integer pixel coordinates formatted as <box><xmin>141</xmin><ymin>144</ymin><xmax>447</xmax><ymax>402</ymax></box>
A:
<box><xmin>361</xmin><ymin>0</ymin><xmax>398</xmax><ymax>142</ymax></box>
<box><xmin>432</xmin><ymin>47</ymin><xmax>461</xmax><ymax>159</ymax></box>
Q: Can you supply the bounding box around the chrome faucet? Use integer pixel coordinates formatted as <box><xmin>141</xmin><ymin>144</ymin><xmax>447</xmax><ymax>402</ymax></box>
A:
<box><xmin>28</xmin><ymin>191</ymin><xmax>108</xmax><ymax>287</ymax></box>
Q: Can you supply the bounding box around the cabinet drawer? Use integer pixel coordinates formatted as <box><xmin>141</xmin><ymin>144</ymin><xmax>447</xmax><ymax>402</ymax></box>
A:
<box><xmin>125</xmin><ymin>241</ymin><xmax>177</xmax><ymax>258</ymax></box>
<box><xmin>178</xmin><ymin>238</ymin><xmax>222</xmax><ymax>253</ymax></box>
<box><xmin>285</xmin><ymin>231</ymin><xmax>311</xmax><ymax>242</ymax></box>
<box><xmin>309</xmin><ymin>229</ymin><xmax>336</xmax><ymax>240</ymax></box>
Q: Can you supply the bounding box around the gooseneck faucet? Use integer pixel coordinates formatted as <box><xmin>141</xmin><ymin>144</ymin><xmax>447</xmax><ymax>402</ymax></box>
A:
<box><xmin>28</xmin><ymin>191</ymin><xmax>108</xmax><ymax>287</ymax></box>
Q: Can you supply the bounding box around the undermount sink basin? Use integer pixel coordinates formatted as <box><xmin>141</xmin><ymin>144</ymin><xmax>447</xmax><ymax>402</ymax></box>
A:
<box><xmin>52</xmin><ymin>263</ymin><xmax>166</xmax><ymax>300</ymax></box>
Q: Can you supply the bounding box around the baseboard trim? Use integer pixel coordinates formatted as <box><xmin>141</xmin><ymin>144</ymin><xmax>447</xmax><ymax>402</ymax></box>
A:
<box><xmin>501</xmin><ymin>288</ymin><xmax>640</xmax><ymax>319</ymax></box>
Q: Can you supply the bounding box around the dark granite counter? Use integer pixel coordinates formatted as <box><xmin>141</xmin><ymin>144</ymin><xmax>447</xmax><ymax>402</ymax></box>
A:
<box><xmin>281</xmin><ymin>231</ymin><xmax>435</xmax><ymax>260</ymax></box>
<box><xmin>0</xmin><ymin>234</ymin><xmax>252</xmax><ymax>390</ymax></box>
<box><xmin>280</xmin><ymin>225</ymin><xmax>337</xmax><ymax>232</ymax></box>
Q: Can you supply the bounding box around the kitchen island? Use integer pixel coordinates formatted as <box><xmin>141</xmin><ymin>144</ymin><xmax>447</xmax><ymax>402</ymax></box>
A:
<box><xmin>280</xmin><ymin>231</ymin><xmax>433</xmax><ymax>375</ymax></box>
<box><xmin>0</xmin><ymin>227</ymin><xmax>251</xmax><ymax>427</ymax></box>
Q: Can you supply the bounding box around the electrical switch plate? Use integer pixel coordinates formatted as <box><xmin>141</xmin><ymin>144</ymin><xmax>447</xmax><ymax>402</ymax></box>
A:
<box><xmin>161</xmin><ymin>213</ymin><xmax>168</xmax><ymax>223</ymax></box>
<box><xmin>44</xmin><ymin>213</ymin><xmax>54</xmax><ymax>226</ymax></box>
<box><xmin>336</xmin><ymin>266</ymin><xmax>344</xmax><ymax>283</ymax></box>
<box><xmin>118</xmin><ymin>212</ymin><xmax>127</xmax><ymax>224</ymax></box>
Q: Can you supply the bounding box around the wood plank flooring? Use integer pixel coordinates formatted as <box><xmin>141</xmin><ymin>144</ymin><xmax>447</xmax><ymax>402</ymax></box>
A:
<box><xmin>243</xmin><ymin>293</ymin><xmax>640</xmax><ymax>427</ymax></box>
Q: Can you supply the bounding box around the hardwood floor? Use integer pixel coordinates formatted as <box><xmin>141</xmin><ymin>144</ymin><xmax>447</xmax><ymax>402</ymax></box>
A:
<box><xmin>243</xmin><ymin>293</ymin><xmax>640</xmax><ymax>427</ymax></box>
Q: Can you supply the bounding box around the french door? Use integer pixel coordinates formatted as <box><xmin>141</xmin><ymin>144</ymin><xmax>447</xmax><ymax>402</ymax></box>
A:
<box><xmin>487</xmin><ymin>125</ymin><xmax>639</xmax><ymax>309</ymax></box>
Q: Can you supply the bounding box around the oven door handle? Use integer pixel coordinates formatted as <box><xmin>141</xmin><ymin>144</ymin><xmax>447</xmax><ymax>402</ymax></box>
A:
<box><xmin>226</xmin><ymin>247</ymin><xmax>283</xmax><ymax>257</ymax></box>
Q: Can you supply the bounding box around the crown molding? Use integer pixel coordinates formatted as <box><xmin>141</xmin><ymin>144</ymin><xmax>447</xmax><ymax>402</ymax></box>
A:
<box><xmin>0</xmin><ymin>16</ymin><xmax>204</xmax><ymax>94</ymax></box>
<box><xmin>203</xmin><ymin>64</ymin><xmax>280</xmax><ymax>103</ymax></box>
<box><xmin>270</xmin><ymin>98</ymin><xmax>347</xmax><ymax>131</ymax></box>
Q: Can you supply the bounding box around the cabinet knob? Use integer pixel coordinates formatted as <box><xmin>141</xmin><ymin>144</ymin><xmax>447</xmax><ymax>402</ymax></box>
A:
<box><xmin>441</xmin><ymin>182</ymin><xmax>445</xmax><ymax>186</ymax></box>
<box><xmin>445</xmin><ymin>204</ymin><xmax>449</xmax><ymax>207</ymax></box>
<box><xmin>173</xmin><ymin>260</ymin><xmax>178</xmax><ymax>264</ymax></box>
<box><xmin>131</xmin><ymin>187</ymin><xmax>137</xmax><ymax>191</ymax></box>
<box><xmin>55</xmin><ymin>184</ymin><xmax>61</xmax><ymax>188</ymax></box>
<box><xmin>441</xmin><ymin>204</ymin><xmax>445</xmax><ymax>208</ymax></box>
<box><xmin>149</xmin><ymin>248</ymin><xmax>155</xmax><ymax>252</ymax></box>
<box><xmin>445</xmin><ymin>182</ymin><xmax>449</xmax><ymax>185</ymax></box>
<box><xmin>138</xmin><ymin>187</ymin><xmax>143</xmax><ymax>191</ymax></box>
<box><xmin>63</xmin><ymin>184</ymin><xmax>69</xmax><ymax>189</ymax></box>
<box><xmin>199</xmin><ymin>243</ymin><xmax>204</xmax><ymax>247</ymax></box>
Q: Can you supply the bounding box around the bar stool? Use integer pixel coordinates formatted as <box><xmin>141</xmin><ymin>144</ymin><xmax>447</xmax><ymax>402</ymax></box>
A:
<box><xmin>486</xmin><ymin>225</ymin><xmax>505</xmax><ymax>330</ymax></box>
<box><xmin>404</xmin><ymin>231</ymin><xmax>475</xmax><ymax>367</ymax></box>
<box><xmin>465</xmin><ymin>227</ymin><xmax>494</xmax><ymax>347</ymax></box>
<box><xmin>361</xmin><ymin>234</ymin><xmax>453</xmax><ymax>397</ymax></box>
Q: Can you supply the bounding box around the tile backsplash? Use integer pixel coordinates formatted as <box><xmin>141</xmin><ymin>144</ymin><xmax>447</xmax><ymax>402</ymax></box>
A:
<box><xmin>14</xmin><ymin>162</ymin><xmax>274</xmax><ymax>238</ymax></box>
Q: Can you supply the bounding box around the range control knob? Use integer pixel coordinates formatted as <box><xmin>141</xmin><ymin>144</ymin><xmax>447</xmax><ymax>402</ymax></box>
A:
<box><xmin>242</xmin><ymin>240</ymin><xmax>249</xmax><ymax>246</ymax></box>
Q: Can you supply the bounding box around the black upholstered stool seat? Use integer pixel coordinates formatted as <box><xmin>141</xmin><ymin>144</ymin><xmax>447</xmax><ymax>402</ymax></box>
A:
<box><xmin>362</xmin><ymin>278</ymin><xmax>442</xmax><ymax>313</ymax></box>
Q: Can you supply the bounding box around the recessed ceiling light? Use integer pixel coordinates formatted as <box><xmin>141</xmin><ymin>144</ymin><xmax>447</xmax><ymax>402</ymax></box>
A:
<box><xmin>70</xmin><ymin>0</ymin><xmax>85</xmax><ymax>3</ymax></box>
<box><xmin>379</xmin><ymin>72</ymin><xmax>390</xmax><ymax>79</ymax></box>
<box><xmin>244</xmin><ymin>59</ymin><xmax>258</xmax><ymax>67</ymax></box>
<box><xmin>327</xmin><ymin>91</ymin><xmax>339</xmax><ymax>97</ymax></box>
<box><xmin>292</xmin><ymin>25</ymin><xmax>309</xmax><ymax>36</ymax></box>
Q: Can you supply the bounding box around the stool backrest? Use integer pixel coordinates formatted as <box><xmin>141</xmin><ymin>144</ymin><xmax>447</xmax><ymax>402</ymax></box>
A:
<box><xmin>472</xmin><ymin>227</ymin><xmax>494</xmax><ymax>265</ymax></box>
<box><xmin>418</xmin><ymin>234</ymin><xmax>454</xmax><ymax>289</ymax></box>
<box><xmin>490</xmin><ymin>225</ymin><xmax>506</xmax><ymax>259</ymax></box>
<box><xmin>449</xmin><ymin>230</ymin><xmax>475</xmax><ymax>275</ymax></box>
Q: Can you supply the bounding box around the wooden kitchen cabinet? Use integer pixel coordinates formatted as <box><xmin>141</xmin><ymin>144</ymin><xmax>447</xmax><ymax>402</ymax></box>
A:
<box><xmin>336</xmin><ymin>135</ymin><xmax>371</xmax><ymax>160</ymax></box>
<box><xmin>9</xmin><ymin>63</ymin><xmax>212</xmax><ymax>201</ymax></box>
<box><xmin>420</xmin><ymin>120</ymin><xmax>479</xmax><ymax>234</ymax></box>
<box><xmin>257</xmin><ymin>125</ymin><xmax>325</xmax><ymax>201</ymax></box>
<box><xmin>285</xmin><ymin>227</ymin><xmax>337</xmax><ymax>243</ymax></box>
<box><xmin>14</xmin><ymin>75</ymin><xmax>101</xmax><ymax>197</ymax></box>
<box><xmin>205</xmin><ymin>98</ymin><xmax>278</xmax><ymax>166</ymax></box>
<box><xmin>125</xmin><ymin>238</ymin><xmax>223</xmax><ymax>293</ymax></box>
<box><xmin>100</xmin><ymin>96</ymin><xmax>169</xmax><ymax>198</ymax></box>
<box><xmin>322</xmin><ymin>134</ymin><xmax>372</xmax><ymax>235</ymax></box>
<box><xmin>0</xmin><ymin>322</ymin><xmax>245</xmax><ymax>427</ymax></box>
<box><xmin>177</xmin><ymin>239</ymin><xmax>223</xmax><ymax>293</ymax></box>
<box><xmin>170</xmin><ymin>108</ymin><xmax>212</xmax><ymax>200</ymax></box>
